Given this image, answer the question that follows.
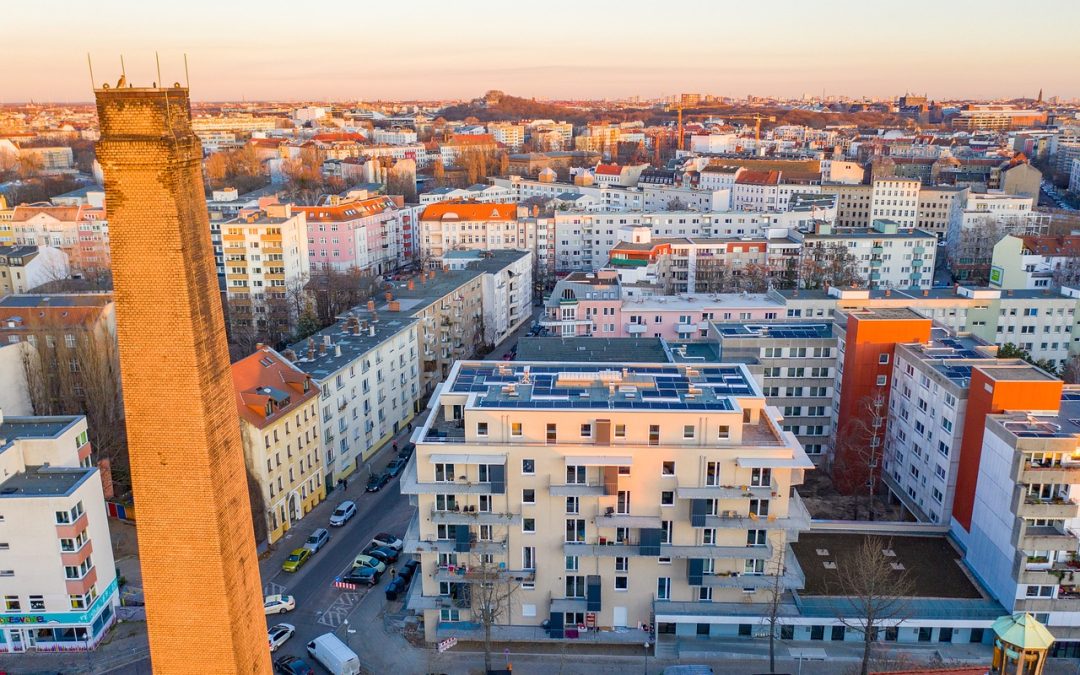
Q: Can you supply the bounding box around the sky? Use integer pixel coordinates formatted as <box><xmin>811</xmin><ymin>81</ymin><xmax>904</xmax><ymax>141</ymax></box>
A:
<box><xmin>4</xmin><ymin>0</ymin><xmax>1079</xmax><ymax>103</ymax></box>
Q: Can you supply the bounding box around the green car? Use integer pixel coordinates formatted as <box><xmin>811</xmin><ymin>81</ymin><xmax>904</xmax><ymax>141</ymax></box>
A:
<box><xmin>282</xmin><ymin>548</ymin><xmax>311</xmax><ymax>573</ymax></box>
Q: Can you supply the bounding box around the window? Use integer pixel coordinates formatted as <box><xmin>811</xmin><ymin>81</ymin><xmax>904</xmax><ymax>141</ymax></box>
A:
<box><xmin>698</xmin><ymin>587</ymin><xmax>713</xmax><ymax>602</ymax></box>
<box><xmin>683</xmin><ymin>425</ymin><xmax>695</xmax><ymax>439</ymax></box>
<box><xmin>747</xmin><ymin>530</ymin><xmax>767</xmax><ymax>547</ymax></box>
<box><xmin>614</xmin><ymin>424</ymin><xmax>626</xmax><ymax>438</ymax></box>
<box><xmin>749</xmin><ymin>499</ymin><xmax>769</xmax><ymax>516</ymax></box>
<box><xmin>661</xmin><ymin>491</ymin><xmax>674</xmax><ymax>506</ymax></box>
<box><xmin>511</xmin><ymin>422</ymin><xmax>523</xmax><ymax>436</ymax></box>
<box><xmin>523</xmin><ymin>546</ymin><xmax>536</xmax><ymax>570</ymax></box>
<box><xmin>615</xmin><ymin>557</ymin><xmax>628</xmax><ymax>573</ymax></box>
<box><xmin>522</xmin><ymin>459</ymin><xmax>535</xmax><ymax>474</ymax></box>
<box><xmin>522</xmin><ymin>489</ymin><xmax>535</xmax><ymax>504</ymax></box>
<box><xmin>565</xmin><ymin>575</ymin><xmax>586</xmax><ymax>598</ymax></box>
<box><xmin>565</xmin><ymin>497</ymin><xmax>579</xmax><ymax>514</ymax></box>
<box><xmin>565</xmin><ymin>519</ymin><xmax>585</xmax><ymax>543</ymax></box>
<box><xmin>615</xmin><ymin>576</ymin><xmax>628</xmax><ymax>591</ymax></box>
<box><xmin>580</xmin><ymin>423</ymin><xmax>592</xmax><ymax>438</ymax></box>
<box><xmin>751</xmin><ymin>468</ymin><xmax>771</xmax><ymax>487</ymax></box>
<box><xmin>717</xmin><ymin>425</ymin><xmax>730</xmax><ymax>440</ymax></box>
<box><xmin>616</xmin><ymin>491</ymin><xmax>631</xmax><ymax>514</ymax></box>
<box><xmin>662</xmin><ymin>461</ymin><xmax>675</xmax><ymax>476</ymax></box>
<box><xmin>649</xmin><ymin>425</ymin><xmax>660</xmax><ymax>445</ymax></box>
<box><xmin>656</xmin><ymin>577</ymin><xmax>671</xmax><ymax>600</ymax></box>
<box><xmin>522</xmin><ymin>518</ymin><xmax>536</xmax><ymax>534</ymax></box>
<box><xmin>4</xmin><ymin>596</ymin><xmax>19</xmax><ymax>612</ymax></box>
<box><xmin>879</xmin><ymin>353</ymin><xmax>890</xmax><ymax>364</ymax></box>
<box><xmin>810</xmin><ymin>625</ymin><xmax>824</xmax><ymax>640</ymax></box>
<box><xmin>876</xmin><ymin>375</ymin><xmax>888</xmax><ymax>386</ymax></box>
<box><xmin>832</xmin><ymin>626</ymin><xmax>846</xmax><ymax>641</ymax></box>
<box><xmin>566</xmin><ymin>466</ymin><xmax>586</xmax><ymax>484</ymax></box>
<box><xmin>546</xmin><ymin>424</ymin><xmax>557</xmax><ymax>443</ymax></box>
<box><xmin>476</xmin><ymin>422</ymin><xmax>488</xmax><ymax>437</ymax></box>
<box><xmin>434</xmin><ymin>463</ymin><xmax>456</xmax><ymax>482</ymax></box>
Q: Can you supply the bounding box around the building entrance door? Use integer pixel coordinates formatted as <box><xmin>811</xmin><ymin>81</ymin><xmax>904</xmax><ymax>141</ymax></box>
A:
<box><xmin>612</xmin><ymin>606</ymin><xmax>628</xmax><ymax>628</ymax></box>
<box><xmin>9</xmin><ymin>629</ymin><xmax>24</xmax><ymax>652</ymax></box>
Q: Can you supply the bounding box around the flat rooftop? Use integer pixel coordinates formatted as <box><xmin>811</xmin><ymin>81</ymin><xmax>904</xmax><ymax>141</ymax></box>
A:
<box><xmin>715</xmin><ymin>322</ymin><xmax>834</xmax><ymax>340</ymax></box>
<box><xmin>287</xmin><ymin>315</ymin><xmax>418</xmax><ymax>379</ymax></box>
<box><xmin>624</xmin><ymin>293</ymin><xmax>783</xmax><ymax>312</ymax></box>
<box><xmin>447</xmin><ymin>362</ymin><xmax>760</xmax><ymax>412</ymax></box>
<box><xmin>792</xmin><ymin>532</ymin><xmax>983</xmax><ymax>599</ymax></box>
<box><xmin>998</xmin><ymin>395</ymin><xmax>1080</xmax><ymax>438</ymax></box>
<box><xmin>0</xmin><ymin>465</ymin><xmax>94</xmax><ymax>498</ymax></box>
<box><xmin>0</xmin><ymin>294</ymin><xmax>112</xmax><ymax>309</ymax></box>
<box><xmin>0</xmin><ymin>416</ymin><xmax>81</xmax><ymax>441</ymax></box>
<box><xmin>979</xmin><ymin>365</ymin><xmax>1058</xmax><ymax>382</ymax></box>
<box><xmin>515</xmin><ymin>337</ymin><xmax>669</xmax><ymax>364</ymax></box>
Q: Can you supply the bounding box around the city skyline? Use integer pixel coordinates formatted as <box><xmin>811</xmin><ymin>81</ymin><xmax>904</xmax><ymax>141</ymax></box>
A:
<box><xmin>4</xmin><ymin>0</ymin><xmax>1078</xmax><ymax>103</ymax></box>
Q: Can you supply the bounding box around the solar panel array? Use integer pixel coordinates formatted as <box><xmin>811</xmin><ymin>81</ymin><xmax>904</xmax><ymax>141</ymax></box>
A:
<box><xmin>934</xmin><ymin>338</ymin><xmax>985</xmax><ymax>360</ymax></box>
<box><xmin>717</xmin><ymin>323</ymin><xmax>832</xmax><ymax>339</ymax></box>
<box><xmin>1061</xmin><ymin>391</ymin><xmax>1080</xmax><ymax>402</ymax></box>
<box><xmin>450</xmin><ymin>364</ymin><xmax>752</xmax><ymax>411</ymax></box>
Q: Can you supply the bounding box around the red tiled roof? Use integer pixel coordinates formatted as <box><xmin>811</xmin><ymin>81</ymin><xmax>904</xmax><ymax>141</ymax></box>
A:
<box><xmin>448</xmin><ymin>134</ymin><xmax>496</xmax><ymax>146</ymax></box>
<box><xmin>1022</xmin><ymin>235</ymin><xmax>1080</xmax><ymax>257</ymax></box>
<box><xmin>295</xmin><ymin>197</ymin><xmax>395</xmax><ymax>222</ymax></box>
<box><xmin>312</xmin><ymin>133</ymin><xmax>366</xmax><ymax>143</ymax></box>
<box><xmin>595</xmin><ymin>163</ymin><xmax>623</xmax><ymax>175</ymax></box>
<box><xmin>231</xmin><ymin>345</ymin><xmax>319</xmax><ymax>429</ymax></box>
<box><xmin>735</xmin><ymin>170</ymin><xmax>781</xmax><ymax>186</ymax></box>
<box><xmin>10</xmin><ymin>205</ymin><xmax>86</xmax><ymax>222</ymax></box>
<box><xmin>420</xmin><ymin>201</ymin><xmax>517</xmax><ymax>221</ymax></box>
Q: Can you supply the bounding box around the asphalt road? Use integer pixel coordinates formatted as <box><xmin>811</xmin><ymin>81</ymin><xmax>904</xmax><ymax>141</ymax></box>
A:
<box><xmin>263</xmin><ymin>476</ymin><xmax>414</xmax><ymax>665</ymax></box>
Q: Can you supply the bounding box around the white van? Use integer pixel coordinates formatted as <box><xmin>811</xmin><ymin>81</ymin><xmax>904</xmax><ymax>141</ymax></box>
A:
<box><xmin>306</xmin><ymin>633</ymin><xmax>360</xmax><ymax>675</ymax></box>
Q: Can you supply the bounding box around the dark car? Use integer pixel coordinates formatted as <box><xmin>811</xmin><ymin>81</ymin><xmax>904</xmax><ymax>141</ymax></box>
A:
<box><xmin>366</xmin><ymin>545</ymin><xmax>399</xmax><ymax>565</ymax></box>
<box><xmin>386</xmin><ymin>458</ymin><xmax>407</xmax><ymax>478</ymax></box>
<box><xmin>366</xmin><ymin>472</ymin><xmax>390</xmax><ymax>492</ymax></box>
<box><xmin>342</xmin><ymin>565</ymin><xmax>381</xmax><ymax>586</ymax></box>
<box><xmin>274</xmin><ymin>655</ymin><xmax>315</xmax><ymax>675</ymax></box>
<box><xmin>397</xmin><ymin>442</ymin><xmax>415</xmax><ymax>460</ymax></box>
<box><xmin>385</xmin><ymin>576</ymin><xmax>407</xmax><ymax>600</ymax></box>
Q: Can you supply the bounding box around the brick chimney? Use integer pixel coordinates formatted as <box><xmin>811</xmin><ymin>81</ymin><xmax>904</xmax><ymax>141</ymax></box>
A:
<box><xmin>367</xmin><ymin>299</ymin><xmax>376</xmax><ymax>312</ymax></box>
<box><xmin>389</xmin><ymin>300</ymin><xmax>400</xmax><ymax>312</ymax></box>
<box><xmin>408</xmin><ymin>279</ymin><xmax>415</xmax><ymax>290</ymax></box>
<box><xmin>385</xmin><ymin>291</ymin><xmax>393</xmax><ymax>302</ymax></box>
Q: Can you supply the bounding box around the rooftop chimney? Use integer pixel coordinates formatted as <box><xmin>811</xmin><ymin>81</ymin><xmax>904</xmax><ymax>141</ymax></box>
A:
<box><xmin>368</xmin><ymin>324</ymin><xmax>375</xmax><ymax>337</ymax></box>
<box><xmin>389</xmin><ymin>300</ymin><xmax>400</xmax><ymax>312</ymax></box>
<box><xmin>922</xmin><ymin>289</ymin><xmax>929</xmax><ymax>297</ymax></box>
<box><xmin>385</xmin><ymin>292</ymin><xmax>393</xmax><ymax>302</ymax></box>
<box><xmin>255</xmin><ymin>342</ymin><xmax>265</xmax><ymax>351</ymax></box>
<box><xmin>307</xmin><ymin>338</ymin><xmax>316</xmax><ymax>360</ymax></box>
<box><xmin>408</xmin><ymin>279</ymin><xmax>415</xmax><ymax>291</ymax></box>
<box><xmin>318</xmin><ymin>340</ymin><xmax>326</xmax><ymax>355</ymax></box>
<box><xmin>334</xmin><ymin>345</ymin><xmax>342</xmax><ymax>357</ymax></box>
<box><xmin>283</xmin><ymin>348</ymin><xmax>297</xmax><ymax>362</ymax></box>
<box><xmin>367</xmin><ymin>299</ymin><xmax>376</xmax><ymax>312</ymax></box>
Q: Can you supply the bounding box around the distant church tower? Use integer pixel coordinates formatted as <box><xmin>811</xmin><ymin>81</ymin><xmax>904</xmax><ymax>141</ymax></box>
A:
<box><xmin>1038</xmin><ymin>88</ymin><xmax>1043</xmax><ymax>103</ymax></box>
<box><xmin>94</xmin><ymin>83</ymin><xmax>271</xmax><ymax>674</ymax></box>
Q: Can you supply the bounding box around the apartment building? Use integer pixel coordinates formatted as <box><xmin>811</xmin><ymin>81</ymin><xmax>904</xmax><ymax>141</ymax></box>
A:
<box><xmin>295</xmin><ymin>195</ymin><xmax>406</xmax><ymax>274</ymax></box>
<box><xmin>419</xmin><ymin>184</ymin><xmax>515</xmax><ymax>206</ymax></box>
<box><xmin>915</xmin><ymin>185</ymin><xmax>968</xmax><ymax>241</ymax></box>
<box><xmin>418</xmin><ymin>202</ymin><xmax>529</xmax><ymax>259</ymax></box>
<box><xmin>487</xmin><ymin>123</ymin><xmax>525</xmax><ymax>151</ymax></box>
<box><xmin>883</xmin><ymin>332</ymin><xmax>1005</xmax><ymax>524</ymax></box>
<box><xmin>819</xmin><ymin>182</ymin><xmax>873</xmax><ymax>228</ymax></box>
<box><xmin>0</xmin><ymin>413</ymin><xmax>119</xmax><ymax>652</ymax></box>
<box><xmin>869</xmin><ymin>178</ymin><xmax>920</xmax><ymax>228</ymax></box>
<box><xmin>214</xmin><ymin>204</ymin><xmax>309</xmax><ymax>340</ymax></box>
<box><xmin>966</xmin><ymin>385</ymin><xmax>1080</xmax><ymax>648</ymax></box>
<box><xmin>1070</xmin><ymin>158</ymin><xmax>1080</xmax><ymax>197</ymax></box>
<box><xmin>947</xmin><ymin>192</ymin><xmax>1047</xmax><ymax>282</ymax></box>
<box><xmin>991</xmin><ymin>235</ymin><xmax>1080</xmax><ymax>290</ymax></box>
<box><xmin>232</xmin><ymin>345</ymin><xmax>325</xmax><ymax>544</ymax></box>
<box><xmin>287</xmin><ymin>311</ymin><xmax>420</xmax><ymax>484</ymax></box>
<box><xmin>713</xmin><ymin>322</ymin><xmax>836</xmax><ymax>462</ymax></box>
<box><xmin>401</xmin><ymin>360</ymin><xmax>812</xmax><ymax>644</ymax></box>
<box><xmin>0</xmin><ymin>245</ymin><xmax>68</xmax><ymax>295</ymax></box>
<box><xmin>371</xmin><ymin>128</ymin><xmax>418</xmax><ymax>146</ymax></box>
<box><xmin>553</xmin><ymin>209</ymin><xmax>823</xmax><ymax>274</ymax></box>
<box><xmin>489</xmin><ymin>176</ymin><xmax>730</xmax><ymax>214</ymax></box>
<box><xmin>795</xmin><ymin>220</ymin><xmax>937</xmax><ymax>289</ymax></box>
<box><xmin>10</xmin><ymin>204</ymin><xmax>109</xmax><ymax>279</ymax></box>
<box><xmin>440</xmin><ymin>134</ymin><xmax>499</xmax><ymax>166</ymax></box>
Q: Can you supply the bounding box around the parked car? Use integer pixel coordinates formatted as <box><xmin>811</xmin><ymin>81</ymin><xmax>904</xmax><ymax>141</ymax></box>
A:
<box><xmin>281</xmin><ymin>548</ymin><xmax>311</xmax><ymax>573</ymax></box>
<box><xmin>329</xmin><ymin>501</ymin><xmax>356</xmax><ymax>527</ymax></box>
<box><xmin>352</xmin><ymin>554</ymin><xmax>387</xmax><ymax>573</ymax></box>
<box><xmin>386</xmin><ymin>458</ymin><xmax>407</xmax><ymax>477</ymax></box>
<box><xmin>384</xmin><ymin>576</ymin><xmax>407</xmax><ymax>601</ymax></box>
<box><xmin>274</xmin><ymin>655</ymin><xmax>315</xmax><ymax>675</ymax></box>
<box><xmin>397</xmin><ymin>442</ymin><xmax>415</xmax><ymax>459</ymax></box>
<box><xmin>366</xmin><ymin>472</ymin><xmax>390</xmax><ymax>492</ymax></box>
<box><xmin>268</xmin><ymin>623</ymin><xmax>296</xmax><ymax>652</ymax></box>
<box><xmin>365</xmin><ymin>545</ymin><xmax>399</xmax><ymax>565</ymax></box>
<box><xmin>399</xmin><ymin>558</ymin><xmax>420</xmax><ymax>582</ymax></box>
<box><xmin>263</xmin><ymin>594</ymin><xmax>296</xmax><ymax>615</ymax></box>
<box><xmin>342</xmin><ymin>565</ymin><xmax>381</xmax><ymax>586</ymax></box>
<box><xmin>304</xmin><ymin>528</ymin><xmax>330</xmax><ymax>554</ymax></box>
<box><xmin>371</xmin><ymin>532</ymin><xmax>403</xmax><ymax>551</ymax></box>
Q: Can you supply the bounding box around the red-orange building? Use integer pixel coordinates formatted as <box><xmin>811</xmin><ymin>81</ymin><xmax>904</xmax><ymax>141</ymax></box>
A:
<box><xmin>833</xmin><ymin>308</ymin><xmax>932</xmax><ymax>493</ymax></box>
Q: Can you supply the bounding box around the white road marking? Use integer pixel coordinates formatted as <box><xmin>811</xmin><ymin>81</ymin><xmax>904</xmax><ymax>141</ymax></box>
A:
<box><xmin>317</xmin><ymin>590</ymin><xmax>363</xmax><ymax>627</ymax></box>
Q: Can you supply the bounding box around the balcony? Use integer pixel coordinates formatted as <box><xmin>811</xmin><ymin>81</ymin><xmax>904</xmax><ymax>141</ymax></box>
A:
<box><xmin>661</xmin><ymin>541</ymin><xmax>773</xmax><ymax>560</ymax></box>
<box><xmin>626</xmin><ymin>323</ymin><xmax>647</xmax><ymax>335</ymax></box>
<box><xmin>1021</xmin><ymin>460</ymin><xmax>1080</xmax><ymax>485</ymax></box>
<box><xmin>675</xmin><ymin>323</ymin><xmax>696</xmax><ymax>334</ymax></box>
<box><xmin>549</xmin><ymin>481</ymin><xmax>607</xmax><ymax>497</ymax></box>
<box><xmin>1019</xmin><ymin>495</ymin><xmax>1080</xmax><ymax>520</ymax></box>
<box><xmin>913</xmin><ymin>246</ymin><xmax>926</xmax><ymax>255</ymax></box>
<box><xmin>676</xmin><ymin>483</ymin><xmax>775</xmax><ymax>500</ymax></box>
<box><xmin>1021</xmin><ymin>525</ymin><xmax>1078</xmax><ymax>552</ymax></box>
<box><xmin>434</xmin><ymin>565</ymin><xmax>535</xmax><ymax>584</ymax></box>
<box><xmin>399</xmin><ymin>459</ymin><xmax>497</xmax><ymax>496</ymax></box>
<box><xmin>563</xmin><ymin>541</ymin><xmax>639</xmax><ymax>557</ymax></box>
<box><xmin>55</xmin><ymin>511</ymin><xmax>89</xmax><ymax>539</ymax></box>
<box><xmin>430</xmin><ymin>508</ymin><xmax>521</xmax><ymax>526</ymax></box>
<box><xmin>594</xmin><ymin>511</ymin><xmax>663</xmax><ymax>529</ymax></box>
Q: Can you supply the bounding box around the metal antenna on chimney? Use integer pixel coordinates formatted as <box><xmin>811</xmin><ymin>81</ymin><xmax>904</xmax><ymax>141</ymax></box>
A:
<box><xmin>155</xmin><ymin>52</ymin><xmax>162</xmax><ymax>89</ymax></box>
<box><xmin>120</xmin><ymin>54</ymin><xmax>126</xmax><ymax>79</ymax></box>
<box><xmin>184</xmin><ymin>53</ymin><xmax>190</xmax><ymax>89</ymax></box>
<box><xmin>86</xmin><ymin>53</ymin><xmax>96</xmax><ymax>90</ymax></box>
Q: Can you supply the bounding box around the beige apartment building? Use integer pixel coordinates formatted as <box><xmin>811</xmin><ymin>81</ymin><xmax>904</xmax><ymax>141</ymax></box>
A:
<box><xmin>402</xmin><ymin>360</ymin><xmax>812</xmax><ymax>644</ymax></box>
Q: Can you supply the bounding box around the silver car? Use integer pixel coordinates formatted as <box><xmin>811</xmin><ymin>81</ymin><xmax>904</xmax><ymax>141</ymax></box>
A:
<box><xmin>304</xmin><ymin>528</ymin><xmax>330</xmax><ymax>554</ymax></box>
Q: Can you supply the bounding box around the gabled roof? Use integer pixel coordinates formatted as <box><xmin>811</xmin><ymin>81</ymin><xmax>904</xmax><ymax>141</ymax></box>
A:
<box><xmin>420</xmin><ymin>201</ymin><xmax>517</xmax><ymax>222</ymax></box>
<box><xmin>447</xmin><ymin>134</ymin><xmax>496</xmax><ymax>146</ymax></box>
<box><xmin>735</xmin><ymin>170</ymin><xmax>781</xmax><ymax>186</ymax></box>
<box><xmin>1021</xmin><ymin>235</ymin><xmax>1080</xmax><ymax>257</ymax></box>
<box><xmin>232</xmin><ymin>345</ymin><xmax>319</xmax><ymax>429</ymax></box>
<box><xmin>595</xmin><ymin>163</ymin><xmax>623</xmax><ymax>176</ymax></box>
<box><xmin>10</xmin><ymin>205</ymin><xmax>86</xmax><ymax>222</ymax></box>
<box><xmin>295</xmin><ymin>196</ymin><xmax>395</xmax><ymax>222</ymax></box>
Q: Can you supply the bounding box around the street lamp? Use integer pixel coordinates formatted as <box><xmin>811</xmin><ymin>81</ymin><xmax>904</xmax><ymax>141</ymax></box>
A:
<box><xmin>643</xmin><ymin>640</ymin><xmax>651</xmax><ymax>675</ymax></box>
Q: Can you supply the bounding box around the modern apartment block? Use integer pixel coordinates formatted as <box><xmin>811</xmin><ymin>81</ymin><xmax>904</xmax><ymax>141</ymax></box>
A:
<box><xmin>0</xmin><ymin>413</ymin><xmax>119</xmax><ymax>653</ymax></box>
<box><xmin>402</xmin><ymin>360</ymin><xmax>813</xmax><ymax>644</ymax></box>
<box><xmin>232</xmin><ymin>345</ymin><xmax>325</xmax><ymax>543</ymax></box>
<box><xmin>295</xmin><ymin>194</ymin><xmax>407</xmax><ymax>275</ymax></box>
<box><xmin>795</xmin><ymin>220</ymin><xmax>937</xmax><ymax>289</ymax></box>
<box><xmin>287</xmin><ymin>310</ymin><xmax>421</xmax><ymax>485</ymax></box>
<box><xmin>213</xmin><ymin>203</ymin><xmax>310</xmax><ymax>339</ymax></box>
<box><xmin>966</xmin><ymin>386</ymin><xmax>1080</xmax><ymax>649</ymax></box>
<box><xmin>713</xmin><ymin>322</ymin><xmax>837</xmax><ymax>462</ymax></box>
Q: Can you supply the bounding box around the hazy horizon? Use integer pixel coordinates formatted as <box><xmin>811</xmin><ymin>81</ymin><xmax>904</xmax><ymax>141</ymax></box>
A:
<box><xmin>5</xmin><ymin>0</ymin><xmax>1078</xmax><ymax>104</ymax></box>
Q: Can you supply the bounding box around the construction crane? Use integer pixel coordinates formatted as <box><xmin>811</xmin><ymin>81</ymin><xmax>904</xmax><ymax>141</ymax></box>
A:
<box><xmin>722</xmin><ymin>114</ymin><xmax>776</xmax><ymax>141</ymax></box>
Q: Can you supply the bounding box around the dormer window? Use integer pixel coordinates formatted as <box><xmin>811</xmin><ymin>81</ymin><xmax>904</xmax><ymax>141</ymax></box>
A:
<box><xmin>265</xmin><ymin>401</ymin><xmax>273</xmax><ymax>417</ymax></box>
<box><xmin>303</xmin><ymin>379</ymin><xmax>310</xmax><ymax>393</ymax></box>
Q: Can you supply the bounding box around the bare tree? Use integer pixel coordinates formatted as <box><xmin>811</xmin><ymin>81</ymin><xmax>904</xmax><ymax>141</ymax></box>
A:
<box><xmin>830</xmin><ymin>536</ymin><xmax>915</xmax><ymax>675</ymax></box>
<box><xmin>761</xmin><ymin>556</ymin><xmax>787</xmax><ymax>674</ymax></box>
<box><xmin>798</xmin><ymin>242</ymin><xmax>864</xmax><ymax>289</ymax></box>
<box><xmin>1061</xmin><ymin>354</ymin><xmax>1080</xmax><ymax>385</ymax></box>
<box><xmin>464</xmin><ymin>550</ymin><xmax>521</xmax><ymax>673</ymax></box>
<box><xmin>832</xmin><ymin>392</ymin><xmax>887</xmax><ymax>511</ymax></box>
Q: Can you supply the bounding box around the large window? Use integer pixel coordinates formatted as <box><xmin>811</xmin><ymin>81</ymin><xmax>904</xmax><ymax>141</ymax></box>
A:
<box><xmin>565</xmin><ymin>519</ymin><xmax>586</xmax><ymax>543</ymax></box>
